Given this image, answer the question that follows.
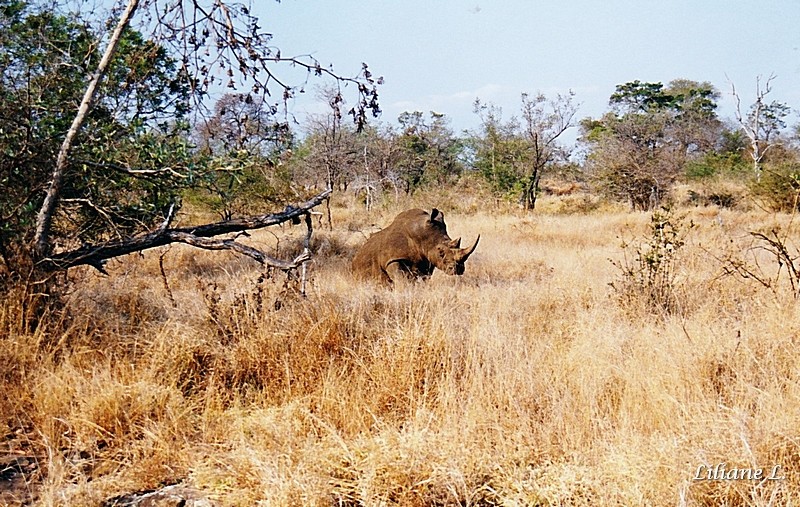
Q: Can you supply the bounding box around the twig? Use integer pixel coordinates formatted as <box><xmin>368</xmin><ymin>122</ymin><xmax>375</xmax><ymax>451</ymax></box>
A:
<box><xmin>61</xmin><ymin>198</ymin><xmax>123</xmax><ymax>241</ymax></box>
<box><xmin>170</xmin><ymin>232</ymin><xmax>310</xmax><ymax>271</ymax></box>
<box><xmin>158</xmin><ymin>248</ymin><xmax>176</xmax><ymax>307</ymax></box>
<box><xmin>75</xmin><ymin>159</ymin><xmax>189</xmax><ymax>179</ymax></box>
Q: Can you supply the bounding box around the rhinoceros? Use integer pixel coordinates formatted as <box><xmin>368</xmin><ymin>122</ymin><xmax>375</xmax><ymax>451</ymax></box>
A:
<box><xmin>352</xmin><ymin>208</ymin><xmax>479</xmax><ymax>284</ymax></box>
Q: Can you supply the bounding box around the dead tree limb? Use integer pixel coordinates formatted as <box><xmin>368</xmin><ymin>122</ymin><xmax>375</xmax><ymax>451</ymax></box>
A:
<box><xmin>38</xmin><ymin>189</ymin><xmax>332</xmax><ymax>273</ymax></box>
<box><xmin>169</xmin><ymin>232</ymin><xmax>311</xmax><ymax>270</ymax></box>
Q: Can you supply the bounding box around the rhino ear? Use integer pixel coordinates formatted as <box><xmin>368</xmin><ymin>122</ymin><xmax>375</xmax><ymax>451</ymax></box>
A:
<box><xmin>430</xmin><ymin>208</ymin><xmax>444</xmax><ymax>224</ymax></box>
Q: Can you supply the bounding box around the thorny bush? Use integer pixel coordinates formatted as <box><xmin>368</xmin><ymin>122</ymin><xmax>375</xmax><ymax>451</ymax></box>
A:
<box><xmin>611</xmin><ymin>207</ymin><xmax>693</xmax><ymax>315</ymax></box>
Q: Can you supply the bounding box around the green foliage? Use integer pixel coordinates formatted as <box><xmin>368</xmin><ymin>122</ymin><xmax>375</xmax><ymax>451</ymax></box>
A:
<box><xmin>70</xmin><ymin>127</ymin><xmax>198</xmax><ymax>241</ymax></box>
<box><xmin>610</xmin><ymin>81</ymin><xmax>677</xmax><ymax>113</ymax></box>
<box><xmin>469</xmin><ymin>102</ymin><xmax>527</xmax><ymax>199</ymax></box>
<box><xmin>684</xmin><ymin>152</ymin><xmax>749</xmax><ymax>180</ymax></box>
<box><xmin>749</xmin><ymin>162</ymin><xmax>800</xmax><ymax>212</ymax></box>
<box><xmin>584</xmin><ymin>79</ymin><xmax>723</xmax><ymax>210</ymax></box>
<box><xmin>0</xmin><ymin>1</ymin><xmax>192</xmax><ymax>279</ymax></box>
<box><xmin>0</xmin><ymin>4</ymin><xmax>92</xmax><ymax>265</ymax></box>
<box><xmin>104</xmin><ymin>30</ymin><xmax>191</xmax><ymax>122</ymax></box>
<box><xmin>471</xmin><ymin>94</ymin><xmax>577</xmax><ymax>209</ymax></box>
<box><xmin>610</xmin><ymin>79</ymin><xmax>718</xmax><ymax>118</ymax></box>
<box><xmin>666</xmin><ymin>79</ymin><xmax>720</xmax><ymax>119</ymax></box>
<box><xmin>684</xmin><ymin>127</ymin><xmax>749</xmax><ymax>181</ymax></box>
<box><xmin>188</xmin><ymin>158</ymin><xmax>295</xmax><ymax>219</ymax></box>
<box><xmin>468</xmin><ymin>133</ymin><xmax>527</xmax><ymax>197</ymax></box>
<box><xmin>579</xmin><ymin>117</ymin><xmax>607</xmax><ymax>143</ymax></box>
<box><xmin>750</xmin><ymin>100</ymin><xmax>791</xmax><ymax>136</ymax></box>
<box><xmin>396</xmin><ymin>111</ymin><xmax>463</xmax><ymax>193</ymax></box>
<box><xmin>612</xmin><ymin>207</ymin><xmax>693</xmax><ymax>315</ymax></box>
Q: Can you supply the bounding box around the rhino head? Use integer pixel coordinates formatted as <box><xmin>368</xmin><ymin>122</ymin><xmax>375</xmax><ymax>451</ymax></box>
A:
<box><xmin>433</xmin><ymin>235</ymin><xmax>481</xmax><ymax>276</ymax></box>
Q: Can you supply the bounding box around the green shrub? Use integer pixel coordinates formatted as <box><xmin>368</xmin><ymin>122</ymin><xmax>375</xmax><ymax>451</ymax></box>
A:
<box><xmin>749</xmin><ymin>163</ymin><xmax>800</xmax><ymax>212</ymax></box>
<box><xmin>685</xmin><ymin>152</ymin><xmax>748</xmax><ymax>180</ymax></box>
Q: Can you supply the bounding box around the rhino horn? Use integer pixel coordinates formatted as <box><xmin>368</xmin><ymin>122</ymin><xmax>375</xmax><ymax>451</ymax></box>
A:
<box><xmin>448</xmin><ymin>237</ymin><xmax>461</xmax><ymax>248</ymax></box>
<box><xmin>457</xmin><ymin>235</ymin><xmax>480</xmax><ymax>261</ymax></box>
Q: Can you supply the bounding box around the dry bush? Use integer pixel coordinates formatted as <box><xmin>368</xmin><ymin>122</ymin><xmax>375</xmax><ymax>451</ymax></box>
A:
<box><xmin>3</xmin><ymin>202</ymin><xmax>800</xmax><ymax>505</ymax></box>
<box><xmin>611</xmin><ymin>207</ymin><xmax>695</xmax><ymax>316</ymax></box>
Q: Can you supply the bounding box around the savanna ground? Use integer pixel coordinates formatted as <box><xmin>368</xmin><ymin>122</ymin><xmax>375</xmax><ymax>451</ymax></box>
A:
<box><xmin>3</xmin><ymin>186</ymin><xmax>800</xmax><ymax>506</ymax></box>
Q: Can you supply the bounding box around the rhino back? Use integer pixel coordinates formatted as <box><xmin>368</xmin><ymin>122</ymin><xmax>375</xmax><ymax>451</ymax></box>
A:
<box><xmin>394</xmin><ymin>209</ymin><xmax>451</xmax><ymax>251</ymax></box>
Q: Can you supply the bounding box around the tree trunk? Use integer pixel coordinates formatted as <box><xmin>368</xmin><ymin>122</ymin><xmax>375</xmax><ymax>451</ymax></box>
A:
<box><xmin>33</xmin><ymin>0</ymin><xmax>140</xmax><ymax>259</ymax></box>
<box><xmin>522</xmin><ymin>169</ymin><xmax>541</xmax><ymax>211</ymax></box>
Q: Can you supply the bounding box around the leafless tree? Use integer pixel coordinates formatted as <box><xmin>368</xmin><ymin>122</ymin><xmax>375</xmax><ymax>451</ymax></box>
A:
<box><xmin>303</xmin><ymin>86</ymin><xmax>361</xmax><ymax>193</ymax></box>
<box><xmin>586</xmin><ymin>111</ymin><xmax>684</xmax><ymax>210</ymax></box>
<box><xmin>195</xmin><ymin>93</ymin><xmax>290</xmax><ymax>157</ymax></box>
<box><xmin>519</xmin><ymin>91</ymin><xmax>579</xmax><ymax>209</ymax></box>
<box><xmin>350</xmin><ymin>130</ymin><xmax>404</xmax><ymax>210</ymax></box>
<box><xmin>730</xmin><ymin>74</ymin><xmax>790</xmax><ymax>179</ymax></box>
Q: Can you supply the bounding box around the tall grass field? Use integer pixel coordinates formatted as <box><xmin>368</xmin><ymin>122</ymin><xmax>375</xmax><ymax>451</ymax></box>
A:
<box><xmin>3</xmin><ymin>193</ymin><xmax>800</xmax><ymax>506</ymax></box>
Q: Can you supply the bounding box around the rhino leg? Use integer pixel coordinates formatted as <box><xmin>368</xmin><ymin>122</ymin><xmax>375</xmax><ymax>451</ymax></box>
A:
<box><xmin>384</xmin><ymin>260</ymin><xmax>422</xmax><ymax>285</ymax></box>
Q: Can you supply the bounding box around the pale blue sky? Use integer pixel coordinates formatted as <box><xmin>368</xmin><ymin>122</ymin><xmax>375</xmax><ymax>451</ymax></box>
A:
<box><xmin>257</xmin><ymin>0</ymin><xmax>800</xmax><ymax>136</ymax></box>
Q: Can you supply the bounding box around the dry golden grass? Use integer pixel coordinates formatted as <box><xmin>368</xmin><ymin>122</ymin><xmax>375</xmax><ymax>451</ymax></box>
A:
<box><xmin>3</xmin><ymin>194</ymin><xmax>800</xmax><ymax>506</ymax></box>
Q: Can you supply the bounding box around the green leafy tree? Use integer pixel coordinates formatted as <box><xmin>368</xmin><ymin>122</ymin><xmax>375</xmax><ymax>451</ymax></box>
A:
<box><xmin>0</xmin><ymin>1</ymin><xmax>191</xmax><ymax>280</ymax></box>
<box><xmin>684</xmin><ymin>128</ymin><xmax>749</xmax><ymax>180</ymax></box>
<box><xmin>609</xmin><ymin>80</ymin><xmax>678</xmax><ymax>113</ymax></box>
<box><xmin>470</xmin><ymin>101</ymin><xmax>528</xmax><ymax>198</ymax></box>
<box><xmin>396</xmin><ymin>111</ymin><xmax>463</xmax><ymax>193</ymax></box>
<box><xmin>582</xmin><ymin>79</ymin><xmax>721</xmax><ymax>209</ymax></box>
<box><xmin>472</xmin><ymin>93</ymin><xmax>577</xmax><ymax>209</ymax></box>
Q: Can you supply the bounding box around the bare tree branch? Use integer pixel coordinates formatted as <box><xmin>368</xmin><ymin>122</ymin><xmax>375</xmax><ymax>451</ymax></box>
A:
<box><xmin>170</xmin><ymin>231</ymin><xmax>310</xmax><ymax>270</ymax></box>
<box><xmin>38</xmin><ymin>189</ymin><xmax>331</xmax><ymax>273</ymax></box>
<box><xmin>75</xmin><ymin>159</ymin><xmax>189</xmax><ymax>179</ymax></box>
<box><xmin>61</xmin><ymin>198</ymin><xmax>123</xmax><ymax>241</ymax></box>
